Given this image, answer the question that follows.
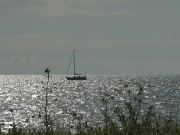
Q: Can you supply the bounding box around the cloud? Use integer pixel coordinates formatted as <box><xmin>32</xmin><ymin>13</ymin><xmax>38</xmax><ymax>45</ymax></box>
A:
<box><xmin>157</xmin><ymin>32</ymin><xmax>180</xmax><ymax>41</ymax></box>
<box><xmin>79</xmin><ymin>53</ymin><xmax>180</xmax><ymax>75</ymax></box>
<box><xmin>0</xmin><ymin>34</ymin><xmax>64</xmax><ymax>52</ymax></box>
<box><xmin>1</xmin><ymin>33</ymin><xmax>180</xmax><ymax>75</ymax></box>
<box><xmin>1</xmin><ymin>33</ymin><xmax>180</xmax><ymax>55</ymax></box>
<box><xmin>0</xmin><ymin>0</ymin><xmax>12</xmax><ymax>4</ymax></box>
<box><xmin>0</xmin><ymin>17</ymin><xmax>5</xmax><ymax>22</ymax></box>
<box><xmin>16</xmin><ymin>0</ymin><xmax>132</xmax><ymax>18</ymax></box>
<box><xmin>0</xmin><ymin>34</ymin><xmax>154</xmax><ymax>55</ymax></box>
<box><xmin>0</xmin><ymin>54</ymin><xmax>66</xmax><ymax>74</ymax></box>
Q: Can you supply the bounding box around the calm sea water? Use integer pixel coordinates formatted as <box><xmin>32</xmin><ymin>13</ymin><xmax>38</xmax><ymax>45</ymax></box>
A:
<box><xmin>0</xmin><ymin>75</ymin><xmax>179</xmax><ymax>131</ymax></box>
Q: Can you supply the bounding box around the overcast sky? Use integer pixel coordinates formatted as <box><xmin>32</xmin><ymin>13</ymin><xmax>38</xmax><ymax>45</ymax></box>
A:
<box><xmin>0</xmin><ymin>0</ymin><xmax>180</xmax><ymax>75</ymax></box>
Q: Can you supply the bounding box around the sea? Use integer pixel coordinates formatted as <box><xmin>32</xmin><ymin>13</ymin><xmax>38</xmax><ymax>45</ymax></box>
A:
<box><xmin>0</xmin><ymin>75</ymin><xmax>179</xmax><ymax>131</ymax></box>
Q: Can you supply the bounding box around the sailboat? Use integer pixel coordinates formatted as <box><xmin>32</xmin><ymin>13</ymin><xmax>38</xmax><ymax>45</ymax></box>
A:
<box><xmin>66</xmin><ymin>50</ymin><xmax>87</xmax><ymax>80</ymax></box>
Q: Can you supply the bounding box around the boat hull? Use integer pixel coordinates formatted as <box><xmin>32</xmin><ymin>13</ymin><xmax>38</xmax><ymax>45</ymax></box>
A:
<box><xmin>66</xmin><ymin>76</ymin><xmax>87</xmax><ymax>80</ymax></box>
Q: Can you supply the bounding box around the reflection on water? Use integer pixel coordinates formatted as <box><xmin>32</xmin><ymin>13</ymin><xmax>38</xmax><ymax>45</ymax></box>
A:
<box><xmin>0</xmin><ymin>75</ymin><xmax>179</xmax><ymax>131</ymax></box>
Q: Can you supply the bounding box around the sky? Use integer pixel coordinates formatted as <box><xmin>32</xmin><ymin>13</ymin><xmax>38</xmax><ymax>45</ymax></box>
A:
<box><xmin>0</xmin><ymin>0</ymin><xmax>180</xmax><ymax>75</ymax></box>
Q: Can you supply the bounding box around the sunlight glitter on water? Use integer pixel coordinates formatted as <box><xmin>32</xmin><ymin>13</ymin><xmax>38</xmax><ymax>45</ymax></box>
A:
<box><xmin>0</xmin><ymin>75</ymin><xmax>179</xmax><ymax>130</ymax></box>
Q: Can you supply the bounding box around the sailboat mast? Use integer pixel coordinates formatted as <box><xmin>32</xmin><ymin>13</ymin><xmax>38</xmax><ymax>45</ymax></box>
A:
<box><xmin>66</xmin><ymin>50</ymin><xmax>87</xmax><ymax>80</ymax></box>
<box><xmin>73</xmin><ymin>50</ymin><xmax>75</xmax><ymax>77</ymax></box>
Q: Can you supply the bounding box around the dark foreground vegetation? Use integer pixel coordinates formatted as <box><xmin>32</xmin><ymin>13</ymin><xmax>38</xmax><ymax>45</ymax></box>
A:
<box><xmin>1</xmin><ymin>69</ymin><xmax>180</xmax><ymax>135</ymax></box>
